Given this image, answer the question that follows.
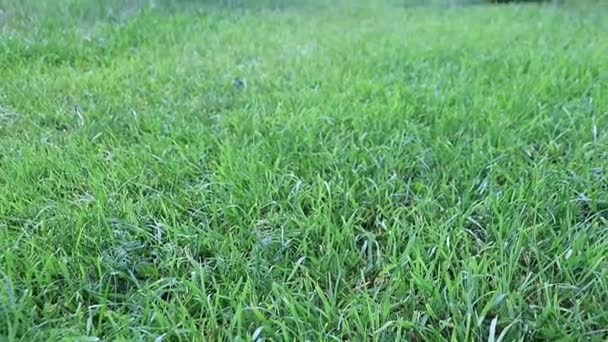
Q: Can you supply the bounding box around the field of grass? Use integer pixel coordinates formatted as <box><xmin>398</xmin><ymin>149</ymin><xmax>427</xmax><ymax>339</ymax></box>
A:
<box><xmin>1</xmin><ymin>0</ymin><xmax>607</xmax><ymax>340</ymax></box>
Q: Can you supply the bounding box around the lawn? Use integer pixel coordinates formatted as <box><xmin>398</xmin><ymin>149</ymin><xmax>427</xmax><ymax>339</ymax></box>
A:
<box><xmin>0</xmin><ymin>0</ymin><xmax>607</xmax><ymax>340</ymax></box>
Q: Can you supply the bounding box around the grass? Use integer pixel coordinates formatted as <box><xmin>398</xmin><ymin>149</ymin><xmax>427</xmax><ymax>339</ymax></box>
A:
<box><xmin>0</xmin><ymin>0</ymin><xmax>607</xmax><ymax>340</ymax></box>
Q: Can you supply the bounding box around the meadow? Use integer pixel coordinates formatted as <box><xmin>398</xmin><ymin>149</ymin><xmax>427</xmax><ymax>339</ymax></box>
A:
<box><xmin>0</xmin><ymin>0</ymin><xmax>607</xmax><ymax>340</ymax></box>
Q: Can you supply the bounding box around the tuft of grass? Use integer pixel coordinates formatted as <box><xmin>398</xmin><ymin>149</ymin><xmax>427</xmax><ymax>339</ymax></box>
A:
<box><xmin>0</xmin><ymin>0</ymin><xmax>607</xmax><ymax>341</ymax></box>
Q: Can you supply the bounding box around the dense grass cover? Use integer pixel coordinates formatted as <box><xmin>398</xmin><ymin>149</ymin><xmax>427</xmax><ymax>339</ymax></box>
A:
<box><xmin>0</xmin><ymin>0</ymin><xmax>607</xmax><ymax>340</ymax></box>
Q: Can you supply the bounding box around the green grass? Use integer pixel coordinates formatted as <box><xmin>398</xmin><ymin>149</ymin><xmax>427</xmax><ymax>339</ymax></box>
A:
<box><xmin>1</xmin><ymin>0</ymin><xmax>607</xmax><ymax>340</ymax></box>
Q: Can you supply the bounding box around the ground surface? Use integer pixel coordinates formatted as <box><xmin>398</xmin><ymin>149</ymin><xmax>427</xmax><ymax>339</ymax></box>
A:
<box><xmin>0</xmin><ymin>0</ymin><xmax>607</xmax><ymax>341</ymax></box>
